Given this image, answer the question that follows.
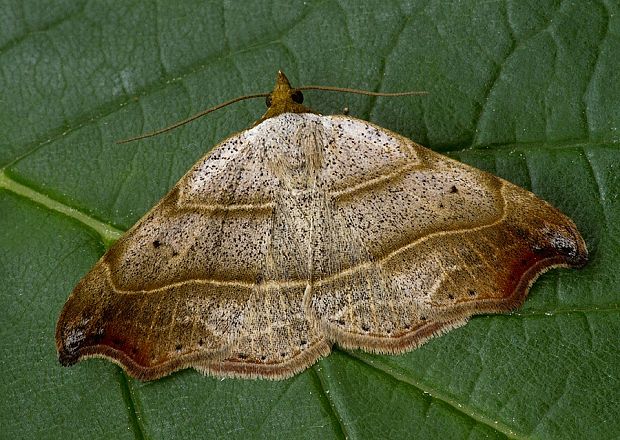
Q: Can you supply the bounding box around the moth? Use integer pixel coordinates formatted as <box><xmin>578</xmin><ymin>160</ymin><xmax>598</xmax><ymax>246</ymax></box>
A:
<box><xmin>56</xmin><ymin>71</ymin><xmax>588</xmax><ymax>380</ymax></box>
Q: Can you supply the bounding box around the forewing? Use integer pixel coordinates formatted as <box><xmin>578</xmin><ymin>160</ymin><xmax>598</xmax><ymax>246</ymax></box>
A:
<box><xmin>56</xmin><ymin>117</ymin><xmax>331</xmax><ymax>379</ymax></box>
<box><xmin>309</xmin><ymin>116</ymin><xmax>587</xmax><ymax>353</ymax></box>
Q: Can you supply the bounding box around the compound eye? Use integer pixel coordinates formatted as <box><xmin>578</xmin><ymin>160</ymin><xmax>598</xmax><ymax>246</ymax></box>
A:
<box><xmin>265</xmin><ymin>94</ymin><xmax>272</xmax><ymax>108</ymax></box>
<box><xmin>291</xmin><ymin>90</ymin><xmax>304</xmax><ymax>104</ymax></box>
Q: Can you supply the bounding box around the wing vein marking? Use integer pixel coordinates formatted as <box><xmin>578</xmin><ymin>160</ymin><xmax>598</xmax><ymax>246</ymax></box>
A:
<box><xmin>427</xmin><ymin>255</ymin><xmax>449</xmax><ymax>296</ymax></box>
<box><xmin>188</xmin><ymin>303</ymin><xmax>199</xmax><ymax>352</ymax></box>
<box><xmin>166</xmin><ymin>299</ymin><xmax>179</xmax><ymax>347</ymax></box>
<box><xmin>378</xmin><ymin>180</ymin><xmax>508</xmax><ymax>263</ymax></box>
<box><xmin>145</xmin><ymin>295</ymin><xmax>165</xmax><ymax>347</ymax></box>
<box><xmin>379</xmin><ymin>265</ymin><xmax>399</xmax><ymax>334</ymax></box>
<box><xmin>453</xmin><ymin>247</ymin><xmax>477</xmax><ymax>280</ymax></box>
<box><xmin>462</xmin><ymin>235</ymin><xmax>496</xmax><ymax>274</ymax></box>
<box><xmin>316</xmin><ymin>183</ymin><xmax>509</xmax><ymax>286</ymax></box>
<box><xmin>106</xmin><ymin>185</ymin><xmax>508</xmax><ymax>294</ymax></box>
<box><xmin>103</xmin><ymin>259</ymin><xmax>306</xmax><ymax>293</ymax></box>
<box><xmin>266</xmin><ymin>289</ymin><xmax>276</xmax><ymax>355</ymax></box>
<box><xmin>329</xmin><ymin>162</ymin><xmax>424</xmax><ymax>200</ymax></box>
<box><xmin>246</xmin><ymin>291</ymin><xmax>257</xmax><ymax>359</ymax></box>
<box><xmin>179</xmin><ymin>201</ymin><xmax>275</xmax><ymax>212</ymax></box>
<box><xmin>449</xmin><ymin>247</ymin><xmax>482</xmax><ymax>299</ymax></box>
<box><xmin>278</xmin><ymin>287</ymin><xmax>293</xmax><ymax>355</ymax></box>
<box><xmin>366</xmin><ymin>271</ymin><xmax>378</xmax><ymax>331</ymax></box>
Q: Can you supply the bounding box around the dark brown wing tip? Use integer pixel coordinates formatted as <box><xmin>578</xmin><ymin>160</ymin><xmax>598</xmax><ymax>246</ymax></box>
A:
<box><xmin>55</xmin><ymin>303</ymin><xmax>219</xmax><ymax>381</ymax></box>
<box><xmin>560</xmin><ymin>232</ymin><xmax>589</xmax><ymax>268</ymax></box>
<box><xmin>55</xmin><ymin>311</ymin><xmax>86</xmax><ymax>368</ymax></box>
<box><xmin>56</xmin><ymin>320</ymin><xmax>155</xmax><ymax>380</ymax></box>
<box><xmin>492</xmin><ymin>220</ymin><xmax>588</xmax><ymax>314</ymax></box>
<box><xmin>58</xmin><ymin>349</ymin><xmax>79</xmax><ymax>367</ymax></box>
<box><xmin>540</xmin><ymin>214</ymin><xmax>587</xmax><ymax>259</ymax></box>
<box><xmin>55</xmin><ymin>334</ymin><xmax>184</xmax><ymax>381</ymax></box>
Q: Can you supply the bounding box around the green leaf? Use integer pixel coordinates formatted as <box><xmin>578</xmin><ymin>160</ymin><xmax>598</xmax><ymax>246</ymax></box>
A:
<box><xmin>1</xmin><ymin>1</ymin><xmax>618</xmax><ymax>439</ymax></box>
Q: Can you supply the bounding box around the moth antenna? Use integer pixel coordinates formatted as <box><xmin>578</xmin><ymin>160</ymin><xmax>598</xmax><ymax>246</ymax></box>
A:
<box><xmin>116</xmin><ymin>92</ymin><xmax>270</xmax><ymax>144</ymax></box>
<box><xmin>296</xmin><ymin>85</ymin><xmax>428</xmax><ymax>97</ymax></box>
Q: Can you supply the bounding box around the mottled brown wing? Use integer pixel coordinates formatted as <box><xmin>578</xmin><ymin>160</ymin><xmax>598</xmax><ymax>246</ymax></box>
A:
<box><xmin>308</xmin><ymin>115</ymin><xmax>588</xmax><ymax>353</ymax></box>
<box><xmin>56</xmin><ymin>112</ymin><xmax>587</xmax><ymax>380</ymax></box>
<box><xmin>56</xmin><ymin>116</ymin><xmax>334</xmax><ymax>380</ymax></box>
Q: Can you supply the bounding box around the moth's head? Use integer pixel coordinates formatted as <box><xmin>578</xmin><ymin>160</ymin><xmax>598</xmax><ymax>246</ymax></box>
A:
<box><xmin>257</xmin><ymin>71</ymin><xmax>314</xmax><ymax>123</ymax></box>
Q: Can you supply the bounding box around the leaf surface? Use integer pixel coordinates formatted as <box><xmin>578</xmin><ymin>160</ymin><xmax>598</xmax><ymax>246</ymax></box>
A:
<box><xmin>1</xmin><ymin>1</ymin><xmax>618</xmax><ymax>438</ymax></box>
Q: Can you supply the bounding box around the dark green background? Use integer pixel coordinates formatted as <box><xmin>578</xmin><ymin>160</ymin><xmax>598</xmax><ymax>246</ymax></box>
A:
<box><xmin>1</xmin><ymin>1</ymin><xmax>618</xmax><ymax>439</ymax></box>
